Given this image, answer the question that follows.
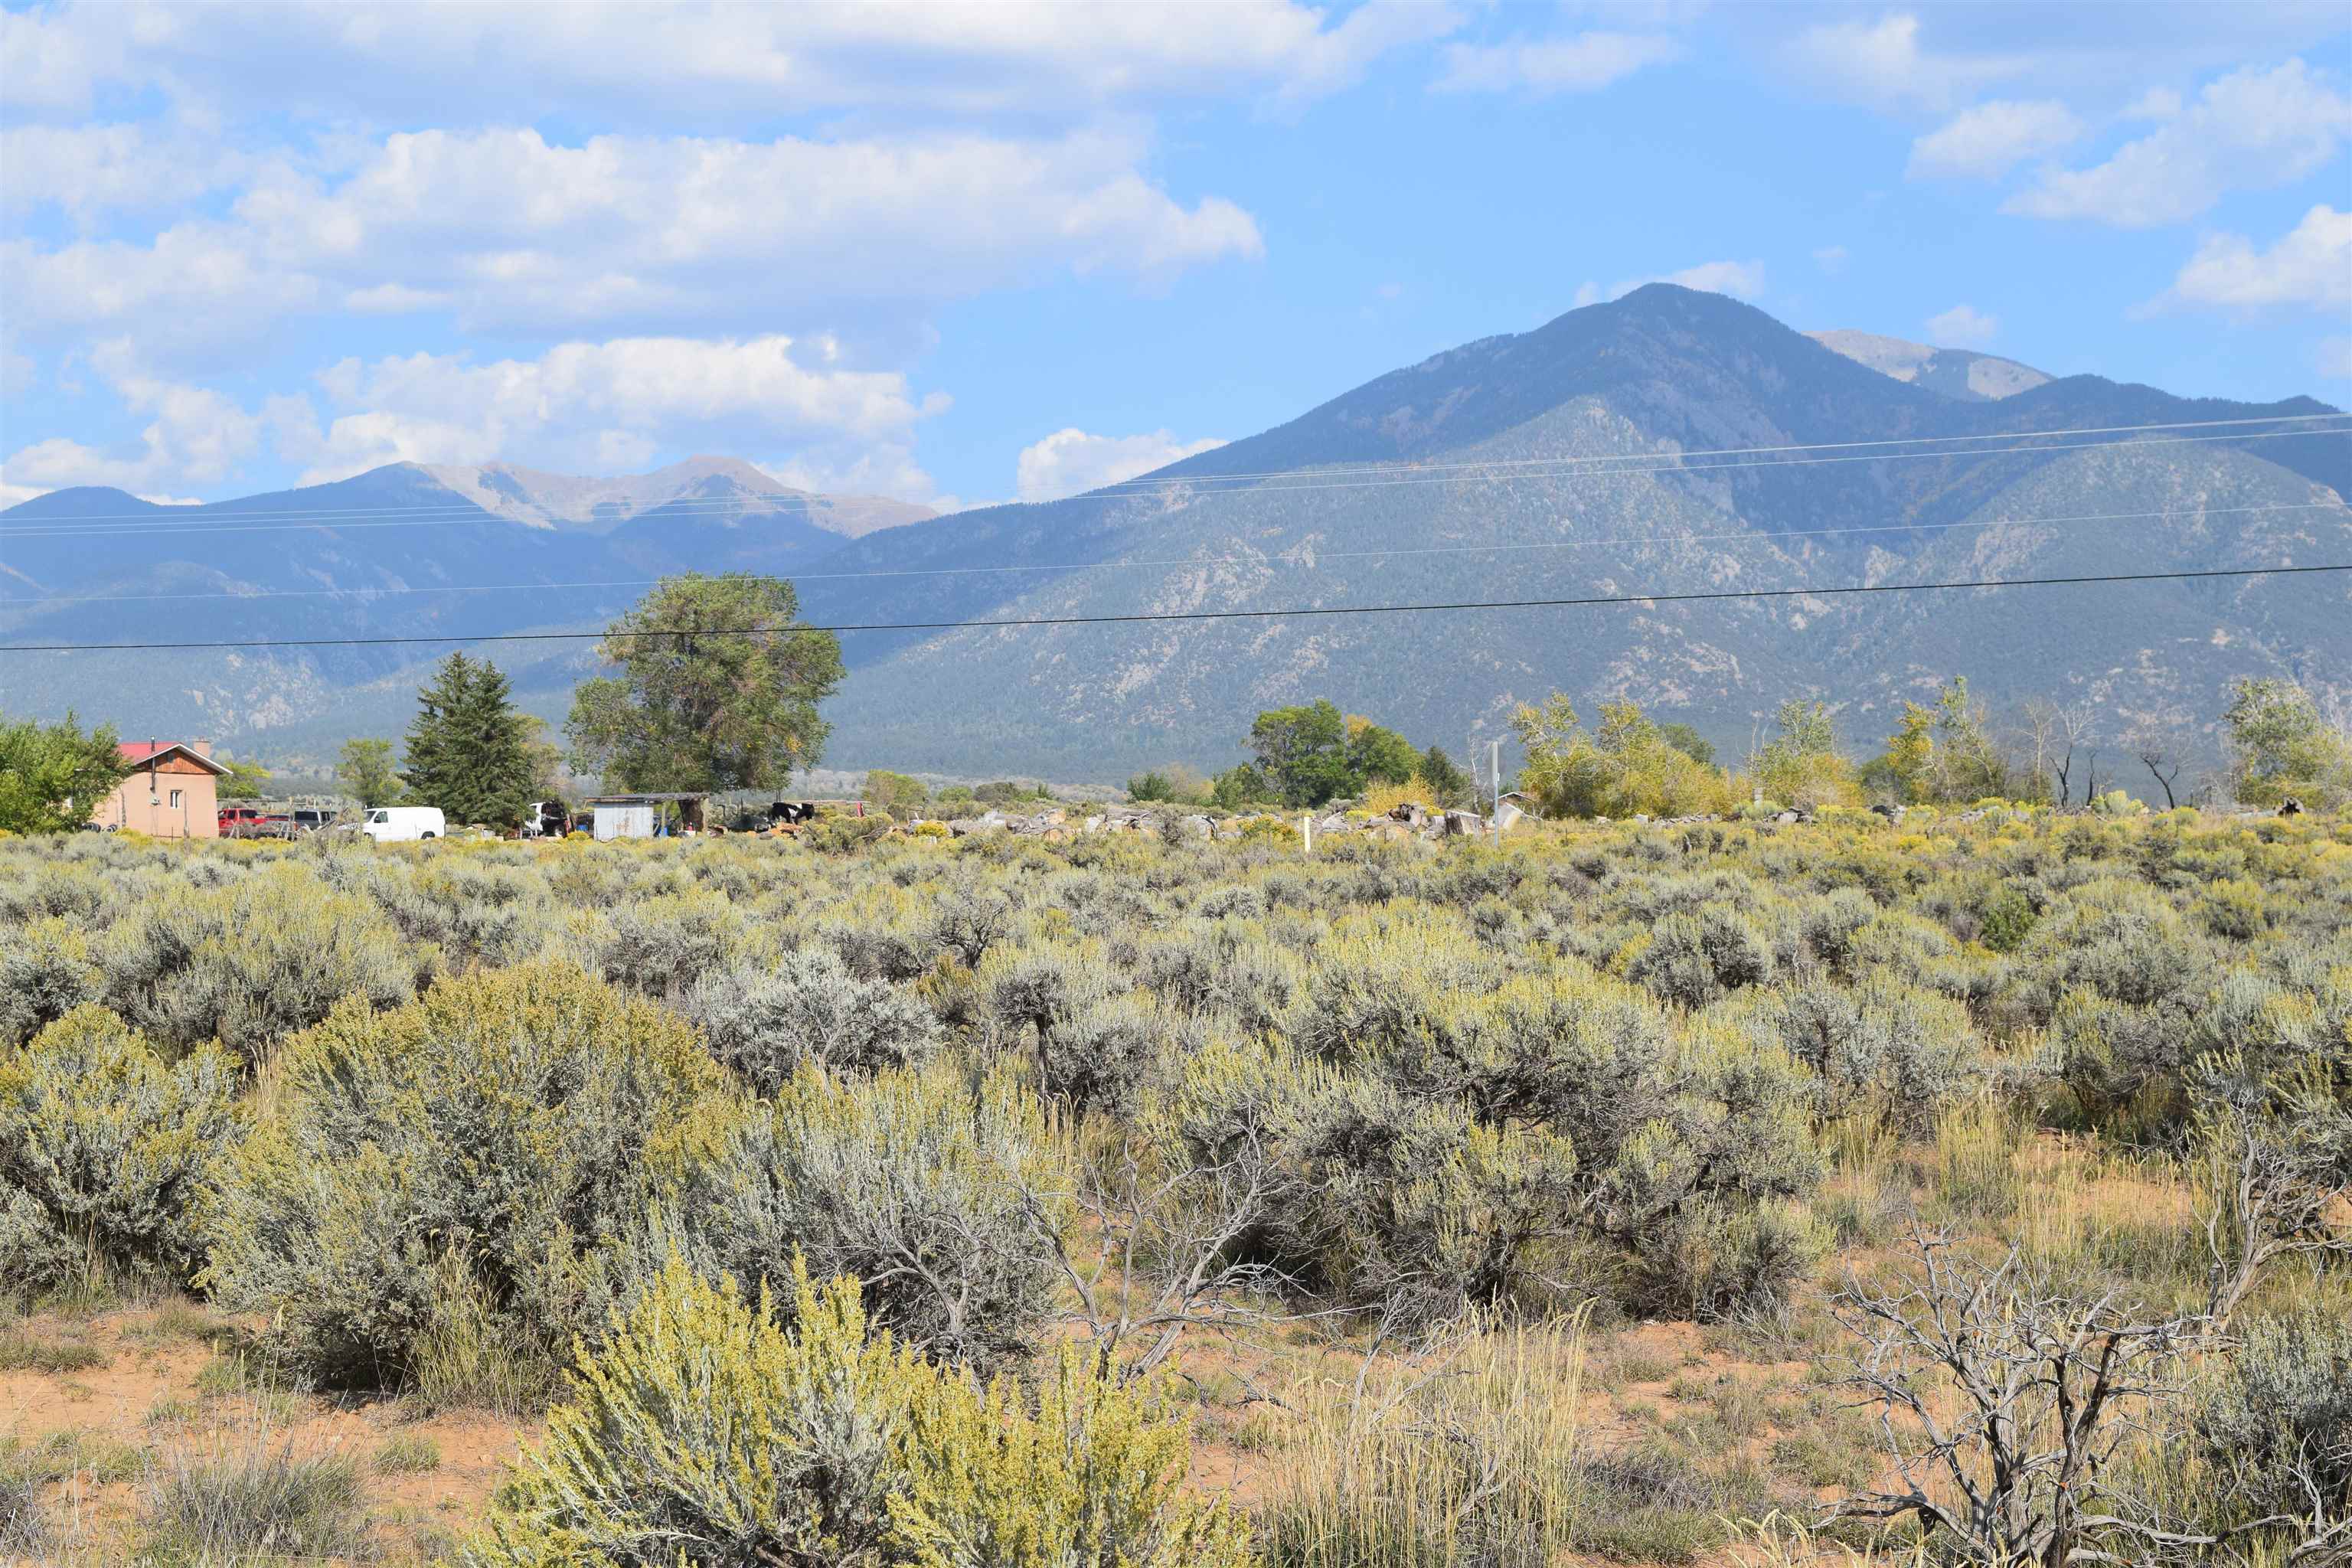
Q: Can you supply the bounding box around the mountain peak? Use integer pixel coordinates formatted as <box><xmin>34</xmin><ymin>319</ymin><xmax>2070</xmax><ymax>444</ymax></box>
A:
<box><xmin>1808</xmin><ymin>329</ymin><xmax>2050</xmax><ymax>402</ymax></box>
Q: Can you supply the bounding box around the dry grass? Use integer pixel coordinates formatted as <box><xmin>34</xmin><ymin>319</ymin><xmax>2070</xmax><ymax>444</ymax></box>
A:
<box><xmin>1256</xmin><ymin>1313</ymin><xmax>1600</xmax><ymax>1568</ymax></box>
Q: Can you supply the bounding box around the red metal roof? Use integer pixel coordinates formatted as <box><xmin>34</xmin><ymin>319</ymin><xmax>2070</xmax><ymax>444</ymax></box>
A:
<box><xmin>117</xmin><ymin>741</ymin><xmax>231</xmax><ymax>774</ymax></box>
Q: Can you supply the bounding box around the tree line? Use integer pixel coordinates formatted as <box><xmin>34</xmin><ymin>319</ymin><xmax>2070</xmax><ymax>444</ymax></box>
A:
<box><xmin>5</xmin><ymin>573</ymin><xmax>2347</xmax><ymax>834</ymax></box>
<box><xmin>1150</xmin><ymin>672</ymin><xmax>2351</xmax><ymax>823</ymax></box>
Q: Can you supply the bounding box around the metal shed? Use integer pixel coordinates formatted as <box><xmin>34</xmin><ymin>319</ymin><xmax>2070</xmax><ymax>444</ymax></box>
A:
<box><xmin>588</xmin><ymin>793</ymin><xmax>709</xmax><ymax>841</ymax></box>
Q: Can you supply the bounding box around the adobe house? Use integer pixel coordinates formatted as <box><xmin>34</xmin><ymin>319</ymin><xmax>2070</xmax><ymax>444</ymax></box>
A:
<box><xmin>92</xmin><ymin>740</ymin><xmax>230</xmax><ymax>838</ymax></box>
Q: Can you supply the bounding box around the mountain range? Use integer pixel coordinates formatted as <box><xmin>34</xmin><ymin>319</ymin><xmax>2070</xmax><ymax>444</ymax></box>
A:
<box><xmin>3</xmin><ymin>286</ymin><xmax>2346</xmax><ymax>782</ymax></box>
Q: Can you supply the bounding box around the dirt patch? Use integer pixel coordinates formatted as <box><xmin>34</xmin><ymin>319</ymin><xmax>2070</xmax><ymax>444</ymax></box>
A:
<box><xmin>2</xmin><ymin>1301</ymin><xmax>530</xmax><ymax>1564</ymax></box>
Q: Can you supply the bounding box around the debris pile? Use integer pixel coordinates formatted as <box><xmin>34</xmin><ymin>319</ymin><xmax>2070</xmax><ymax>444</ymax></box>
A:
<box><xmin>923</xmin><ymin>799</ymin><xmax>1530</xmax><ymax>843</ymax></box>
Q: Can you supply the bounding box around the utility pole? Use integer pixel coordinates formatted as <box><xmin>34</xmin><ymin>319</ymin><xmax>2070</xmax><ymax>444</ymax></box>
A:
<box><xmin>1490</xmin><ymin>738</ymin><xmax>1501</xmax><ymax>844</ymax></box>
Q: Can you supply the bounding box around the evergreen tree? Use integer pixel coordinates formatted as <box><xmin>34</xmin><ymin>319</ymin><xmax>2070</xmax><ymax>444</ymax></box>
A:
<box><xmin>402</xmin><ymin>653</ymin><xmax>534</xmax><ymax>828</ymax></box>
<box><xmin>1419</xmin><ymin>746</ymin><xmax>1472</xmax><ymax>808</ymax></box>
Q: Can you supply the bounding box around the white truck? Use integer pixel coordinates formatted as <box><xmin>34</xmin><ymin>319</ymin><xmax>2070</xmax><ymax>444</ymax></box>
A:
<box><xmin>358</xmin><ymin>805</ymin><xmax>446</xmax><ymax>842</ymax></box>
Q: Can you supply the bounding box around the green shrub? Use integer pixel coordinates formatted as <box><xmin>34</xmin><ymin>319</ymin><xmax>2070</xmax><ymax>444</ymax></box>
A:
<box><xmin>658</xmin><ymin>1063</ymin><xmax>1065</xmax><ymax>1367</ymax></box>
<box><xmin>101</xmin><ymin>861</ymin><xmax>417</xmax><ymax>1063</ymax></box>
<box><xmin>2190</xmin><ymin>1309</ymin><xmax>2352</xmax><ymax>1527</ymax></box>
<box><xmin>1728</xmin><ymin>978</ymin><xmax>1984</xmax><ymax>1131</ymax></box>
<box><xmin>0</xmin><ymin>916</ymin><xmax>100</xmax><ymax>1048</ymax></box>
<box><xmin>0</xmin><ymin>1005</ymin><xmax>239</xmax><ymax>1295</ymax></box>
<box><xmin>1161</xmin><ymin>1044</ymin><xmax>1585</xmax><ymax>1327</ymax></box>
<box><xmin>1978</xmin><ymin>884</ymin><xmax>2038</xmax><ymax>953</ymax></box>
<box><xmin>1041</xmin><ymin>995</ymin><xmax>1172</xmax><ymax>1119</ymax></box>
<box><xmin>1628</xmin><ymin>907</ymin><xmax>1773</xmax><ymax>1007</ymax></box>
<box><xmin>595</xmin><ymin>889</ymin><xmax>757</xmax><ymax>998</ymax></box>
<box><xmin>198</xmin><ymin>963</ymin><xmax>722</xmax><ymax>1390</ymax></box>
<box><xmin>678</xmin><ymin>949</ymin><xmax>942</xmax><ymax>1093</ymax></box>
<box><xmin>893</xmin><ymin>1340</ymin><xmax>1250</xmax><ymax>1568</ymax></box>
<box><xmin>464</xmin><ymin>1254</ymin><xmax>1243</xmax><ymax>1568</ymax></box>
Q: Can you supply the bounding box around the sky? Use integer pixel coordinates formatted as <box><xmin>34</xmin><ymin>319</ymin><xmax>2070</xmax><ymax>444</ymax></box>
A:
<box><xmin>2</xmin><ymin>0</ymin><xmax>2347</xmax><ymax>514</ymax></box>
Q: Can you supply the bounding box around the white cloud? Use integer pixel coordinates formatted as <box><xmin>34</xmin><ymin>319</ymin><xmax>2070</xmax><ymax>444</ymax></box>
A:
<box><xmin>3</xmin><ymin>0</ymin><xmax>1458</xmax><ymax>124</ymax></box>
<box><xmin>1433</xmin><ymin>31</ymin><xmax>1681</xmax><ymax>95</ymax></box>
<box><xmin>0</xmin><ymin>123</ymin><xmax>252</xmax><ymax>222</ymax></box>
<box><xmin>1906</xmin><ymin>100</ymin><xmax>2082</xmax><ymax>180</ymax></box>
<box><xmin>1575</xmin><ymin>260</ymin><xmax>1766</xmax><ymax>308</ymax></box>
<box><xmin>277</xmin><ymin>335</ymin><xmax>946</xmax><ymax>488</ymax></box>
<box><xmin>763</xmin><ymin>445</ymin><xmax>944</xmax><ymax>506</ymax></box>
<box><xmin>2122</xmin><ymin>87</ymin><xmax>2183</xmax><ymax>120</ymax></box>
<box><xmin>1014</xmin><ymin>428</ymin><xmax>1227</xmax><ymax>503</ymax></box>
<box><xmin>2007</xmin><ymin>59</ymin><xmax>2352</xmax><ymax>227</ymax></box>
<box><xmin>1925</xmin><ymin>304</ymin><xmax>1998</xmax><ymax>346</ymax></box>
<box><xmin>1782</xmin><ymin>13</ymin><xmax>2021</xmax><ymax>113</ymax></box>
<box><xmin>1276</xmin><ymin>0</ymin><xmax>1465</xmax><ymax>106</ymax></box>
<box><xmin>2</xmin><ymin>127</ymin><xmax>1265</xmax><ymax>363</ymax></box>
<box><xmin>0</xmin><ymin>344</ymin><xmax>263</xmax><ymax>496</ymax></box>
<box><xmin>2148</xmin><ymin>205</ymin><xmax>2352</xmax><ymax>312</ymax></box>
<box><xmin>1813</xmin><ymin>245</ymin><xmax>1849</xmax><ymax>273</ymax></box>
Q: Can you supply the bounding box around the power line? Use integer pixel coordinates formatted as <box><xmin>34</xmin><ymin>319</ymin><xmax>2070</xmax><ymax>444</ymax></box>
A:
<box><xmin>7</xmin><ymin>420</ymin><xmax>2347</xmax><ymax>541</ymax></box>
<box><xmin>8</xmin><ymin>500</ymin><xmax>2343</xmax><ymax>609</ymax></box>
<box><xmin>9</xmin><ymin>410</ymin><xmax>2345</xmax><ymax>526</ymax></box>
<box><xmin>4</xmin><ymin>564</ymin><xmax>2342</xmax><ymax>655</ymax></box>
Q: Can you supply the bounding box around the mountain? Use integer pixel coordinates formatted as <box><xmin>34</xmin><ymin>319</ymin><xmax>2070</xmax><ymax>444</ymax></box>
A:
<box><xmin>421</xmin><ymin>456</ymin><xmax>933</xmax><ymax>538</ymax></box>
<box><xmin>1808</xmin><ymin>330</ymin><xmax>2051</xmax><ymax>402</ymax></box>
<box><xmin>3</xmin><ymin>286</ymin><xmax>2344</xmax><ymax>780</ymax></box>
<box><xmin>0</xmin><ymin>461</ymin><xmax>934</xmax><ymax>759</ymax></box>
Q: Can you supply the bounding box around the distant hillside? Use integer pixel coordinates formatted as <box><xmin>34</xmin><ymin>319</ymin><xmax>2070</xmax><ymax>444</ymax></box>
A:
<box><xmin>2</xmin><ymin>286</ymin><xmax>2344</xmax><ymax>780</ymax></box>
<box><xmin>1809</xmin><ymin>329</ymin><xmax>2050</xmax><ymax>402</ymax></box>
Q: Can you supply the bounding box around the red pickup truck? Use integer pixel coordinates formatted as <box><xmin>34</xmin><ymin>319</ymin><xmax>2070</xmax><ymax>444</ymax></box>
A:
<box><xmin>217</xmin><ymin>807</ymin><xmax>294</xmax><ymax>839</ymax></box>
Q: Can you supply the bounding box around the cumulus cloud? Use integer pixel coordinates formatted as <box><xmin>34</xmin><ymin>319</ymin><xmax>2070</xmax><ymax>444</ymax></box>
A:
<box><xmin>2</xmin><ymin>126</ymin><xmax>1264</xmax><ymax>364</ymax></box>
<box><xmin>1014</xmin><ymin>428</ymin><xmax>1227</xmax><ymax>503</ymax></box>
<box><xmin>1574</xmin><ymin>260</ymin><xmax>1766</xmax><ymax>308</ymax></box>
<box><xmin>3</xmin><ymin>0</ymin><xmax>1458</xmax><ymax>124</ymax></box>
<box><xmin>0</xmin><ymin>344</ymin><xmax>264</xmax><ymax>497</ymax></box>
<box><xmin>1925</xmin><ymin>304</ymin><xmax>1999</xmax><ymax>346</ymax></box>
<box><xmin>2007</xmin><ymin>59</ymin><xmax>2352</xmax><ymax>227</ymax></box>
<box><xmin>1433</xmin><ymin>31</ymin><xmax>1681</xmax><ymax>94</ymax></box>
<box><xmin>276</xmin><ymin>335</ymin><xmax>947</xmax><ymax>488</ymax></box>
<box><xmin>1906</xmin><ymin>100</ymin><xmax>2082</xmax><ymax>180</ymax></box>
<box><xmin>0</xmin><ymin>123</ymin><xmax>253</xmax><ymax>222</ymax></box>
<box><xmin>2145</xmin><ymin>205</ymin><xmax>2352</xmax><ymax>312</ymax></box>
<box><xmin>1782</xmin><ymin>13</ymin><xmax>2021</xmax><ymax>113</ymax></box>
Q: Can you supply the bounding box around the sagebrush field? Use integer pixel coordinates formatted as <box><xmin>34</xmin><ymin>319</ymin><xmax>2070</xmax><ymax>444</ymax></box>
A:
<box><xmin>3</xmin><ymin>810</ymin><xmax>2347</xmax><ymax>1566</ymax></box>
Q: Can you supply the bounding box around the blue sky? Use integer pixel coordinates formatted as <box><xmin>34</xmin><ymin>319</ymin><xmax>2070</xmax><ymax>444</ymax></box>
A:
<box><xmin>3</xmin><ymin>0</ymin><xmax>2347</xmax><ymax>512</ymax></box>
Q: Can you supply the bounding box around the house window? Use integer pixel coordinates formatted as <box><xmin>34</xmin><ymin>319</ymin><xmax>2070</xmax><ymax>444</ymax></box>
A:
<box><xmin>169</xmin><ymin>789</ymin><xmax>184</xmax><ymax>808</ymax></box>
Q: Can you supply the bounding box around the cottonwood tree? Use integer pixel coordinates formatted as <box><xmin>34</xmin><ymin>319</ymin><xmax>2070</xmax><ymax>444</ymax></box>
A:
<box><xmin>0</xmin><ymin>710</ymin><xmax>129</xmax><ymax>834</ymax></box>
<box><xmin>2223</xmin><ymin>676</ymin><xmax>2352</xmax><ymax>808</ymax></box>
<box><xmin>1753</xmin><ymin>697</ymin><xmax>1860</xmax><ymax>809</ymax></box>
<box><xmin>335</xmin><ymin>737</ymin><xmax>403</xmax><ymax>806</ymax></box>
<box><xmin>567</xmin><ymin>573</ymin><xmax>844</xmax><ymax>792</ymax></box>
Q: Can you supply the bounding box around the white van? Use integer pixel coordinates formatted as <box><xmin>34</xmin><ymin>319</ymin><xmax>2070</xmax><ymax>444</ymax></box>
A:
<box><xmin>360</xmin><ymin>805</ymin><xmax>446</xmax><ymax>843</ymax></box>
